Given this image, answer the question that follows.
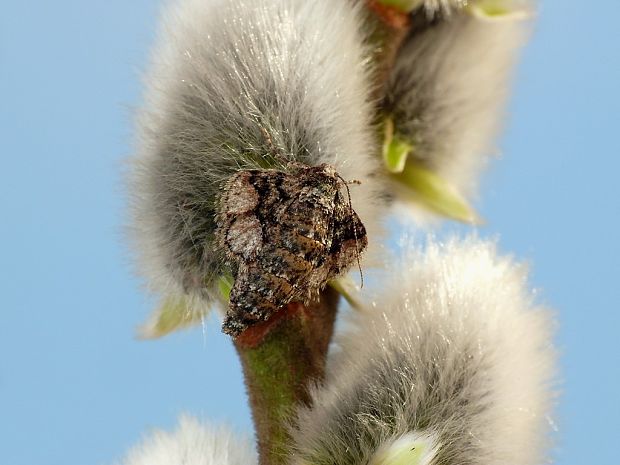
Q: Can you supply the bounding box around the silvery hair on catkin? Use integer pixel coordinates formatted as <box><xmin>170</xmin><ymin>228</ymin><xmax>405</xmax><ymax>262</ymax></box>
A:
<box><xmin>384</xmin><ymin>1</ymin><xmax>533</xmax><ymax>202</ymax></box>
<box><xmin>128</xmin><ymin>0</ymin><xmax>379</xmax><ymax>314</ymax></box>
<box><xmin>119</xmin><ymin>416</ymin><xmax>256</xmax><ymax>465</ymax></box>
<box><xmin>289</xmin><ymin>238</ymin><xmax>556</xmax><ymax>465</ymax></box>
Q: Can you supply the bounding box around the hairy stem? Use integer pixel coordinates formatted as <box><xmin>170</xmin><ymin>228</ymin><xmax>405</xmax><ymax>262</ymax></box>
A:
<box><xmin>235</xmin><ymin>287</ymin><xmax>339</xmax><ymax>465</ymax></box>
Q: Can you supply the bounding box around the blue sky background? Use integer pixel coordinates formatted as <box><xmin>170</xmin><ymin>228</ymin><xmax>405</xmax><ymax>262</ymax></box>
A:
<box><xmin>1</xmin><ymin>1</ymin><xmax>618</xmax><ymax>464</ymax></box>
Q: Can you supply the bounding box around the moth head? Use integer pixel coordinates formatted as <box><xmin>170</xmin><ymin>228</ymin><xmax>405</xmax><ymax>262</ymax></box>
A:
<box><xmin>315</xmin><ymin>163</ymin><xmax>337</xmax><ymax>178</ymax></box>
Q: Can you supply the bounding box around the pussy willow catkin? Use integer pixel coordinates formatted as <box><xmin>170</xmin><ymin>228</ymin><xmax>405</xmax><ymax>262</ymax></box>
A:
<box><xmin>129</xmin><ymin>0</ymin><xmax>379</xmax><ymax>315</ymax></box>
<box><xmin>120</xmin><ymin>416</ymin><xmax>256</xmax><ymax>465</ymax></box>
<box><xmin>383</xmin><ymin>1</ymin><xmax>532</xmax><ymax>201</ymax></box>
<box><xmin>290</xmin><ymin>238</ymin><xmax>556</xmax><ymax>465</ymax></box>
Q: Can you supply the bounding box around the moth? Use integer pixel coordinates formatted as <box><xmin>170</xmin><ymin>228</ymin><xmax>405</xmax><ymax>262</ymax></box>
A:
<box><xmin>215</xmin><ymin>163</ymin><xmax>367</xmax><ymax>337</ymax></box>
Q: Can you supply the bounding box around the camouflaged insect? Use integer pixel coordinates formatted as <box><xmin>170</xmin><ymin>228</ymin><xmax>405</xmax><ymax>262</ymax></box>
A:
<box><xmin>215</xmin><ymin>163</ymin><xmax>367</xmax><ymax>337</ymax></box>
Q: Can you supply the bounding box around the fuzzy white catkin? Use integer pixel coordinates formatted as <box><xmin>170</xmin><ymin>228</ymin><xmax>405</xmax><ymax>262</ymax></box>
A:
<box><xmin>129</xmin><ymin>0</ymin><xmax>380</xmax><ymax>314</ymax></box>
<box><xmin>118</xmin><ymin>416</ymin><xmax>256</xmax><ymax>465</ymax></box>
<box><xmin>289</xmin><ymin>238</ymin><xmax>556</xmax><ymax>465</ymax></box>
<box><xmin>384</xmin><ymin>1</ymin><xmax>532</xmax><ymax>202</ymax></box>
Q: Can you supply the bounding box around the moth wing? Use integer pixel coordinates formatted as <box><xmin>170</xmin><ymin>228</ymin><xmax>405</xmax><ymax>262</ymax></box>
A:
<box><xmin>326</xmin><ymin>200</ymin><xmax>368</xmax><ymax>277</ymax></box>
<box><xmin>222</xmin><ymin>214</ymin><xmax>263</xmax><ymax>261</ymax></box>
<box><xmin>219</xmin><ymin>170</ymin><xmax>260</xmax><ymax>216</ymax></box>
<box><xmin>217</xmin><ymin>170</ymin><xmax>265</xmax><ymax>260</ymax></box>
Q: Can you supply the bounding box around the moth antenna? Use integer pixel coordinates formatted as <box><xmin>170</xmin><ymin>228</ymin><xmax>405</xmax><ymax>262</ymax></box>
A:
<box><xmin>337</xmin><ymin>173</ymin><xmax>364</xmax><ymax>289</ymax></box>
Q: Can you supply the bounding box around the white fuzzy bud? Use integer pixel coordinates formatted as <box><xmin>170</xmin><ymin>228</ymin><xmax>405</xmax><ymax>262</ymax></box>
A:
<box><xmin>118</xmin><ymin>416</ymin><xmax>256</xmax><ymax>465</ymax></box>
<box><xmin>129</xmin><ymin>0</ymin><xmax>380</xmax><ymax>316</ymax></box>
<box><xmin>384</xmin><ymin>1</ymin><xmax>533</xmax><ymax>210</ymax></box>
<box><xmin>289</xmin><ymin>238</ymin><xmax>556</xmax><ymax>465</ymax></box>
<box><xmin>369</xmin><ymin>431</ymin><xmax>439</xmax><ymax>465</ymax></box>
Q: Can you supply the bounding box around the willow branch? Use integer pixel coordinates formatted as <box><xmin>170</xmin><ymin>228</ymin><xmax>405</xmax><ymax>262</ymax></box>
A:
<box><xmin>234</xmin><ymin>287</ymin><xmax>339</xmax><ymax>465</ymax></box>
<box><xmin>235</xmin><ymin>3</ymin><xmax>411</xmax><ymax>465</ymax></box>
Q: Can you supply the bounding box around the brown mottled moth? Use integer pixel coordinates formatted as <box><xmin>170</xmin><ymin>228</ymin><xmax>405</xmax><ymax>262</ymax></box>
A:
<box><xmin>128</xmin><ymin>0</ymin><xmax>379</xmax><ymax>336</ymax></box>
<box><xmin>216</xmin><ymin>163</ymin><xmax>367</xmax><ymax>336</ymax></box>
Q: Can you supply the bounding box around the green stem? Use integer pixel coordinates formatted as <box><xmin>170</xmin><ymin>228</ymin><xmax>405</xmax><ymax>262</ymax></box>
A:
<box><xmin>234</xmin><ymin>288</ymin><xmax>340</xmax><ymax>465</ymax></box>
